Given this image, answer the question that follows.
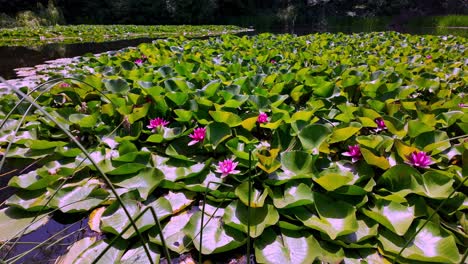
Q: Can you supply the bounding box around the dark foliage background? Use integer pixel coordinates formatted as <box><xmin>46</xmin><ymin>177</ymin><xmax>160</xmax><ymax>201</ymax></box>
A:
<box><xmin>0</xmin><ymin>0</ymin><xmax>467</xmax><ymax>26</ymax></box>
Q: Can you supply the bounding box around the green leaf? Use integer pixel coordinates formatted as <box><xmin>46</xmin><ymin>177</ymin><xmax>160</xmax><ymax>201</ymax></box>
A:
<box><xmin>270</xmin><ymin>182</ymin><xmax>314</xmax><ymax>209</ymax></box>
<box><xmin>101</xmin><ymin>195</ymin><xmax>172</xmax><ymax>239</ymax></box>
<box><xmin>342</xmin><ymin>75</ymin><xmax>360</xmax><ymax>88</ymax></box>
<box><xmin>202</xmin><ymin>80</ymin><xmax>221</xmax><ymax>97</ymax></box>
<box><xmin>379</xmin><ymin>220</ymin><xmax>460</xmax><ymax>263</ymax></box>
<box><xmin>164</xmin><ymin>191</ymin><xmax>195</xmax><ymax>214</ymax></box>
<box><xmin>166</xmin><ymin>92</ymin><xmax>188</xmax><ymax>105</ymax></box>
<box><xmin>103</xmin><ymin>78</ymin><xmax>130</xmax><ymax>94</ymax></box>
<box><xmin>183</xmin><ymin>211</ymin><xmax>246</xmax><ymax>254</ymax></box>
<box><xmin>159</xmin><ymin>162</ymin><xmax>207</xmax><ymax>182</ymax></box>
<box><xmin>209</xmin><ymin>110</ymin><xmax>242</xmax><ymax>127</ymax></box>
<box><xmin>69</xmin><ymin>114</ymin><xmax>98</xmax><ymax>128</ymax></box>
<box><xmin>340</xmin><ymin>219</ymin><xmax>378</xmax><ymax>244</ymax></box>
<box><xmin>329</xmin><ymin>125</ymin><xmax>362</xmax><ymax>144</ymax></box>
<box><xmin>295</xmin><ymin>193</ymin><xmax>358</xmax><ymax>239</ymax></box>
<box><xmin>174</xmin><ymin>109</ymin><xmax>192</xmax><ymax>122</ymax></box>
<box><xmin>312</xmin><ymin>80</ymin><xmax>335</xmax><ymax>98</ymax></box>
<box><xmin>128</xmin><ymin>104</ymin><xmax>150</xmax><ymax>124</ymax></box>
<box><xmin>150</xmin><ymin>210</ymin><xmax>192</xmax><ymax>254</ymax></box>
<box><xmin>360</xmin><ymin>148</ymin><xmax>390</xmax><ymax>170</ymax></box>
<box><xmin>362</xmin><ymin>200</ymin><xmax>414</xmax><ymax>236</ymax></box>
<box><xmin>415</xmin><ymin>131</ymin><xmax>451</xmax><ymax>155</ymax></box>
<box><xmin>235</xmin><ymin>181</ymin><xmax>269</xmax><ymax>208</ymax></box>
<box><xmin>417</xmin><ymin>171</ymin><xmax>454</xmax><ymax>199</ymax></box>
<box><xmin>6</xmin><ymin>190</ymin><xmax>51</xmax><ymax>211</ymax></box>
<box><xmin>24</xmin><ymin>140</ymin><xmax>68</xmax><ymax>150</ymax></box>
<box><xmin>254</xmin><ymin>228</ymin><xmax>321</xmax><ymax>264</ymax></box>
<box><xmin>164</xmin><ymin>78</ymin><xmax>193</xmax><ymax>92</ymax></box>
<box><xmin>280</xmin><ymin>151</ymin><xmax>315</xmax><ymax>175</ymax></box>
<box><xmin>107</xmin><ymin>163</ymin><xmax>147</xmax><ymax>175</ymax></box>
<box><xmin>120</xmin><ymin>242</ymin><xmax>161</xmax><ymax>264</ymax></box>
<box><xmin>73</xmin><ymin>238</ymin><xmax>127</xmax><ymax>264</ymax></box>
<box><xmin>0</xmin><ymin>207</ymin><xmax>50</xmax><ymax>242</ymax></box>
<box><xmin>298</xmin><ymin>124</ymin><xmax>331</xmax><ymax>153</ymax></box>
<box><xmin>113</xmin><ymin>168</ymin><xmax>164</xmax><ymax>200</ymax></box>
<box><xmin>206</xmin><ymin>122</ymin><xmax>231</xmax><ymax>148</ymax></box>
<box><xmin>408</xmin><ymin>120</ymin><xmax>434</xmax><ymax>138</ymax></box>
<box><xmin>49</xmin><ymin>179</ymin><xmax>107</xmax><ymax>213</ymax></box>
<box><xmin>313</xmin><ymin>164</ymin><xmax>354</xmax><ymax>191</ymax></box>
<box><xmin>378</xmin><ymin>164</ymin><xmax>427</xmax><ymax>196</ymax></box>
<box><xmin>8</xmin><ymin>170</ymin><xmax>62</xmax><ymax>190</ymax></box>
<box><xmin>224</xmin><ymin>200</ymin><xmax>279</xmax><ymax>238</ymax></box>
<box><xmin>55</xmin><ymin>237</ymin><xmax>97</xmax><ymax>264</ymax></box>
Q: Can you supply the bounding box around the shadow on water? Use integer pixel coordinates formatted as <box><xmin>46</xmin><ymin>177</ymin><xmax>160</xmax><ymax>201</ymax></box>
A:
<box><xmin>0</xmin><ymin>215</ymin><xmax>90</xmax><ymax>264</ymax></box>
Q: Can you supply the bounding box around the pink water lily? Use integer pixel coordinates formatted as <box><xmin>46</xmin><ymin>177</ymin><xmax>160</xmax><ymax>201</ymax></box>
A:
<box><xmin>405</xmin><ymin>151</ymin><xmax>434</xmax><ymax>168</ymax></box>
<box><xmin>270</xmin><ymin>59</ymin><xmax>277</xmax><ymax>64</ymax></box>
<box><xmin>147</xmin><ymin>117</ymin><xmax>169</xmax><ymax>132</ymax></box>
<box><xmin>134</xmin><ymin>59</ymin><xmax>143</xmax><ymax>66</ymax></box>
<box><xmin>374</xmin><ymin>118</ymin><xmax>387</xmax><ymax>132</ymax></box>
<box><xmin>342</xmin><ymin>144</ymin><xmax>362</xmax><ymax>162</ymax></box>
<box><xmin>188</xmin><ymin>127</ymin><xmax>206</xmax><ymax>146</ymax></box>
<box><xmin>257</xmin><ymin>112</ymin><xmax>269</xmax><ymax>124</ymax></box>
<box><xmin>60</xmin><ymin>83</ymin><xmax>70</xmax><ymax>88</ymax></box>
<box><xmin>215</xmin><ymin>158</ymin><xmax>240</xmax><ymax>178</ymax></box>
<box><xmin>426</xmin><ymin>55</ymin><xmax>432</xmax><ymax>59</ymax></box>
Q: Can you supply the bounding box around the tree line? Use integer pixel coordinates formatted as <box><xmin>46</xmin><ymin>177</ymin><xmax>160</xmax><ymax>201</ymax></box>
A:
<box><xmin>0</xmin><ymin>0</ymin><xmax>466</xmax><ymax>26</ymax></box>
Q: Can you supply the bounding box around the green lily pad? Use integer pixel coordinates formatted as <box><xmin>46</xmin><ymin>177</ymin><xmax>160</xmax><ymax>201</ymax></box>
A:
<box><xmin>379</xmin><ymin>220</ymin><xmax>460</xmax><ymax>263</ymax></box>
<box><xmin>224</xmin><ymin>200</ymin><xmax>279</xmax><ymax>238</ymax></box>
<box><xmin>298</xmin><ymin>124</ymin><xmax>331</xmax><ymax>153</ymax></box>
<box><xmin>103</xmin><ymin>78</ymin><xmax>130</xmax><ymax>94</ymax></box>
<box><xmin>254</xmin><ymin>228</ymin><xmax>321</xmax><ymax>264</ymax></box>
<box><xmin>184</xmin><ymin>211</ymin><xmax>246</xmax><ymax>254</ymax></box>
<box><xmin>235</xmin><ymin>181</ymin><xmax>269</xmax><ymax>208</ymax></box>
<box><xmin>295</xmin><ymin>193</ymin><xmax>358</xmax><ymax>239</ymax></box>
<box><xmin>362</xmin><ymin>200</ymin><xmax>415</xmax><ymax>236</ymax></box>
<box><xmin>0</xmin><ymin>207</ymin><xmax>50</xmax><ymax>242</ymax></box>
<box><xmin>270</xmin><ymin>182</ymin><xmax>314</xmax><ymax>209</ymax></box>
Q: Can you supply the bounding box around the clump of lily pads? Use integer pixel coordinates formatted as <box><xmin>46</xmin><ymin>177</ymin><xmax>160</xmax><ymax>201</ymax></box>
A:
<box><xmin>0</xmin><ymin>32</ymin><xmax>466</xmax><ymax>263</ymax></box>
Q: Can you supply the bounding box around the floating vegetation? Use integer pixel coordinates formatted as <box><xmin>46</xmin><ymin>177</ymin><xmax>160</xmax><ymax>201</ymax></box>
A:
<box><xmin>0</xmin><ymin>32</ymin><xmax>467</xmax><ymax>263</ymax></box>
<box><xmin>0</xmin><ymin>25</ymin><xmax>251</xmax><ymax>47</ymax></box>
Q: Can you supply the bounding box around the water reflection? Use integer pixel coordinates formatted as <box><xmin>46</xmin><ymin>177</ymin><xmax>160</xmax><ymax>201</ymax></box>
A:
<box><xmin>0</xmin><ymin>38</ymin><xmax>155</xmax><ymax>79</ymax></box>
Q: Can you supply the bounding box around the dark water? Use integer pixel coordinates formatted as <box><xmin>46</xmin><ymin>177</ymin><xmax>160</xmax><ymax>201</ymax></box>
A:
<box><xmin>0</xmin><ymin>216</ymin><xmax>89</xmax><ymax>264</ymax></box>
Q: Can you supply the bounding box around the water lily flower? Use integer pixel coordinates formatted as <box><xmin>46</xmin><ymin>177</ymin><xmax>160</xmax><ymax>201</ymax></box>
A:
<box><xmin>48</xmin><ymin>168</ymin><xmax>58</xmax><ymax>175</ymax></box>
<box><xmin>426</xmin><ymin>55</ymin><xmax>432</xmax><ymax>59</ymax></box>
<box><xmin>256</xmin><ymin>141</ymin><xmax>271</xmax><ymax>150</ymax></box>
<box><xmin>459</xmin><ymin>103</ymin><xmax>467</xmax><ymax>108</ymax></box>
<box><xmin>60</xmin><ymin>83</ymin><xmax>70</xmax><ymax>88</ymax></box>
<box><xmin>188</xmin><ymin>127</ymin><xmax>206</xmax><ymax>146</ymax></box>
<box><xmin>405</xmin><ymin>151</ymin><xmax>434</xmax><ymax>168</ymax></box>
<box><xmin>374</xmin><ymin>118</ymin><xmax>387</xmax><ymax>132</ymax></box>
<box><xmin>257</xmin><ymin>112</ymin><xmax>269</xmax><ymax>124</ymax></box>
<box><xmin>215</xmin><ymin>158</ymin><xmax>240</xmax><ymax>178</ymax></box>
<box><xmin>270</xmin><ymin>59</ymin><xmax>277</xmax><ymax>64</ymax></box>
<box><xmin>134</xmin><ymin>59</ymin><xmax>143</xmax><ymax>66</ymax></box>
<box><xmin>147</xmin><ymin>117</ymin><xmax>169</xmax><ymax>132</ymax></box>
<box><xmin>342</xmin><ymin>144</ymin><xmax>362</xmax><ymax>162</ymax></box>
